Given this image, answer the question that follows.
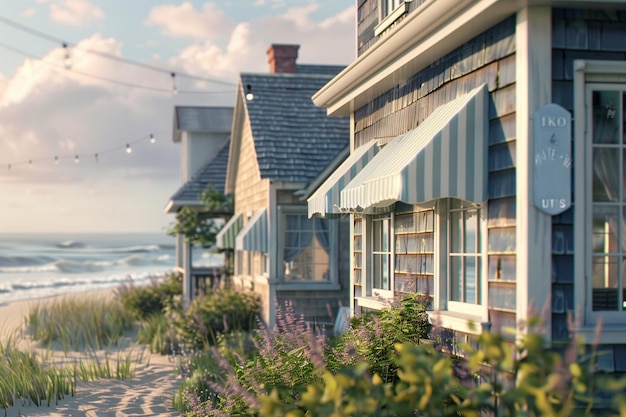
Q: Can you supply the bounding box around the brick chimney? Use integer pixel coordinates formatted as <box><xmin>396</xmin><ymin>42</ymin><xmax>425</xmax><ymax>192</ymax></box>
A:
<box><xmin>267</xmin><ymin>44</ymin><xmax>299</xmax><ymax>74</ymax></box>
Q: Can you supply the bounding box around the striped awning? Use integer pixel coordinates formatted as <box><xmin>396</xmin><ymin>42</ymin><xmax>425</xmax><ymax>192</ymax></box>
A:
<box><xmin>307</xmin><ymin>141</ymin><xmax>379</xmax><ymax>218</ymax></box>
<box><xmin>235</xmin><ymin>209</ymin><xmax>268</xmax><ymax>253</ymax></box>
<box><xmin>216</xmin><ymin>213</ymin><xmax>243</xmax><ymax>250</ymax></box>
<box><xmin>341</xmin><ymin>84</ymin><xmax>488</xmax><ymax>210</ymax></box>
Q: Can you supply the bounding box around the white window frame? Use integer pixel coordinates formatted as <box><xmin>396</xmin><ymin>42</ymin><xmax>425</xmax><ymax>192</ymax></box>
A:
<box><xmin>375</xmin><ymin>0</ymin><xmax>411</xmax><ymax>37</ymax></box>
<box><xmin>443</xmin><ymin>199</ymin><xmax>486</xmax><ymax>319</ymax></box>
<box><xmin>371</xmin><ymin>212</ymin><xmax>394</xmax><ymax>298</ymax></box>
<box><xmin>276</xmin><ymin>206</ymin><xmax>340</xmax><ymax>290</ymax></box>
<box><xmin>447</xmin><ymin>200</ymin><xmax>483</xmax><ymax>305</ymax></box>
<box><xmin>574</xmin><ymin>60</ymin><xmax>626</xmax><ymax>343</ymax></box>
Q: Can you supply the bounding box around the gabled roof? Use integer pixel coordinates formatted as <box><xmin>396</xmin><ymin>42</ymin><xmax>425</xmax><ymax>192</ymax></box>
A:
<box><xmin>238</xmin><ymin>69</ymin><xmax>349</xmax><ymax>183</ymax></box>
<box><xmin>165</xmin><ymin>140</ymin><xmax>230</xmax><ymax>213</ymax></box>
<box><xmin>173</xmin><ymin>106</ymin><xmax>233</xmax><ymax>143</ymax></box>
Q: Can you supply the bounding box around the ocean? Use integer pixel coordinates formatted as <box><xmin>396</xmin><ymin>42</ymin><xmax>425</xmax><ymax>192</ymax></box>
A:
<box><xmin>0</xmin><ymin>233</ymin><xmax>222</xmax><ymax>305</ymax></box>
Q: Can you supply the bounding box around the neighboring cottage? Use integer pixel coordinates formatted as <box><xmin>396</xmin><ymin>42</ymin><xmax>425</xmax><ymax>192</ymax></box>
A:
<box><xmin>308</xmin><ymin>0</ymin><xmax>626</xmax><ymax>370</ymax></box>
<box><xmin>217</xmin><ymin>44</ymin><xmax>350</xmax><ymax>327</ymax></box>
<box><xmin>165</xmin><ymin>106</ymin><xmax>233</xmax><ymax>307</ymax></box>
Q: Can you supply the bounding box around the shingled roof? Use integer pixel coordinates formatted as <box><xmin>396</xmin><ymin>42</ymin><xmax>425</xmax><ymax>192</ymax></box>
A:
<box><xmin>241</xmin><ymin>69</ymin><xmax>349</xmax><ymax>183</ymax></box>
<box><xmin>166</xmin><ymin>140</ymin><xmax>230</xmax><ymax>212</ymax></box>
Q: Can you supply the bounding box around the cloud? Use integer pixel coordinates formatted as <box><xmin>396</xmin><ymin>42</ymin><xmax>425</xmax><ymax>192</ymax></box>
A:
<box><xmin>0</xmin><ymin>34</ymin><xmax>179</xmax><ymax>186</ymax></box>
<box><xmin>21</xmin><ymin>7</ymin><xmax>37</xmax><ymax>18</ymax></box>
<box><xmin>169</xmin><ymin>3</ymin><xmax>355</xmax><ymax>79</ymax></box>
<box><xmin>146</xmin><ymin>2</ymin><xmax>234</xmax><ymax>41</ymax></box>
<box><xmin>48</xmin><ymin>0</ymin><xmax>105</xmax><ymax>26</ymax></box>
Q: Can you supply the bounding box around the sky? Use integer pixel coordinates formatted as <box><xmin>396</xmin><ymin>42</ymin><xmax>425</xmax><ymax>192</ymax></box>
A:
<box><xmin>0</xmin><ymin>0</ymin><xmax>355</xmax><ymax>234</ymax></box>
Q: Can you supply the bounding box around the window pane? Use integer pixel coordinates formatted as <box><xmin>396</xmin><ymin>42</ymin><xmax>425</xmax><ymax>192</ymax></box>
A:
<box><xmin>488</xmin><ymin>227</ymin><xmax>516</xmax><ymax>252</ymax></box>
<box><xmin>592</xmin><ymin>255</ymin><xmax>619</xmax><ymax>311</ymax></box>
<box><xmin>450</xmin><ymin>210</ymin><xmax>462</xmax><ymax>253</ymax></box>
<box><xmin>283</xmin><ymin>214</ymin><xmax>329</xmax><ymax>281</ymax></box>
<box><xmin>382</xmin><ymin>254</ymin><xmax>389</xmax><ymax>289</ymax></box>
<box><xmin>465</xmin><ymin>256</ymin><xmax>477</xmax><ymax>303</ymax></box>
<box><xmin>465</xmin><ymin>210</ymin><xmax>478</xmax><ymax>253</ymax></box>
<box><xmin>488</xmin><ymin>255</ymin><xmax>516</xmax><ymax>282</ymax></box>
<box><xmin>450</xmin><ymin>257</ymin><xmax>461</xmax><ymax>301</ymax></box>
<box><xmin>593</xmin><ymin>148</ymin><xmax>620</xmax><ymax>202</ymax></box>
<box><xmin>592</xmin><ymin>206</ymin><xmax>619</xmax><ymax>253</ymax></box>
<box><xmin>592</xmin><ymin>90</ymin><xmax>620</xmax><ymax>145</ymax></box>
<box><xmin>381</xmin><ymin>219</ymin><xmax>389</xmax><ymax>251</ymax></box>
<box><xmin>488</xmin><ymin>283</ymin><xmax>516</xmax><ymax>311</ymax></box>
<box><xmin>373</xmin><ymin>255</ymin><xmax>381</xmax><ymax>289</ymax></box>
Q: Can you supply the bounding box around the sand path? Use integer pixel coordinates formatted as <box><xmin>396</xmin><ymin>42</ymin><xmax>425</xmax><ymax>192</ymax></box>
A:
<box><xmin>0</xmin><ymin>292</ymin><xmax>183</xmax><ymax>417</ymax></box>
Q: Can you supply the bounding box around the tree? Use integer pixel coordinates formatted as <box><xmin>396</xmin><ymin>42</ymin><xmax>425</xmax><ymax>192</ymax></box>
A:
<box><xmin>168</xmin><ymin>187</ymin><xmax>234</xmax><ymax>248</ymax></box>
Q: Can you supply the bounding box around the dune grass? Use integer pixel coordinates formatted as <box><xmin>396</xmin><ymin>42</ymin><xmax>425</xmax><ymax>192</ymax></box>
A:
<box><xmin>0</xmin><ymin>337</ymin><xmax>75</xmax><ymax>409</ymax></box>
<box><xmin>27</xmin><ymin>296</ymin><xmax>134</xmax><ymax>351</ymax></box>
<box><xmin>0</xmin><ymin>295</ymin><xmax>144</xmax><ymax>411</ymax></box>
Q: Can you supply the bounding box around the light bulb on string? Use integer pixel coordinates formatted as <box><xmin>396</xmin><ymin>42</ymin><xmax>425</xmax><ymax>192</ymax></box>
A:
<box><xmin>245</xmin><ymin>84</ymin><xmax>254</xmax><ymax>101</ymax></box>
<box><xmin>149</xmin><ymin>134</ymin><xmax>155</xmax><ymax>144</ymax></box>
<box><xmin>74</xmin><ymin>155</ymin><xmax>79</xmax><ymax>164</ymax></box>
<box><xmin>126</xmin><ymin>144</ymin><xmax>132</xmax><ymax>154</ymax></box>
<box><xmin>62</xmin><ymin>43</ymin><xmax>72</xmax><ymax>70</ymax></box>
<box><xmin>171</xmin><ymin>73</ymin><xmax>178</xmax><ymax>95</ymax></box>
<box><xmin>54</xmin><ymin>156</ymin><xmax>59</xmax><ymax>164</ymax></box>
<box><xmin>28</xmin><ymin>160</ymin><xmax>32</xmax><ymax>167</ymax></box>
<box><xmin>94</xmin><ymin>153</ymin><xmax>99</xmax><ymax>162</ymax></box>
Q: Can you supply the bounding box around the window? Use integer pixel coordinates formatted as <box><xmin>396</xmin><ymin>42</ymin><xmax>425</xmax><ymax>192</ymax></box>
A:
<box><xmin>375</xmin><ymin>0</ymin><xmax>410</xmax><ymax>36</ymax></box>
<box><xmin>394</xmin><ymin>205</ymin><xmax>435</xmax><ymax>295</ymax></box>
<box><xmin>587</xmin><ymin>87</ymin><xmax>626</xmax><ymax>313</ymax></box>
<box><xmin>449</xmin><ymin>200</ymin><xmax>482</xmax><ymax>305</ymax></box>
<box><xmin>372</xmin><ymin>213</ymin><xmax>393</xmax><ymax>292</ymax></box>
<box><xmin>282</xmin><ymin>213</ymin><xmax>330</xmax><ymax>281</ymax></box>
<box><xmin>382</xmin><ymin>0</ymin><xmax>403</xmax><ymax>17</ymax></box>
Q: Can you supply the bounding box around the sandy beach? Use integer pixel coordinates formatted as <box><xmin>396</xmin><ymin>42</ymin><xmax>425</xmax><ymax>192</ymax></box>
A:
<box><xmin>0</xmin><ymin>290</ymin><xmax>182</xmax><ymax>417</ymax></box>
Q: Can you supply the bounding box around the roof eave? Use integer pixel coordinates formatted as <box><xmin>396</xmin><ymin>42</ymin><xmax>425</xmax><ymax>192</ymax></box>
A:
<box><xmin>313</xmin><ymin>0</ymin><xmax>624</xmax><ymax>116</ymax></box>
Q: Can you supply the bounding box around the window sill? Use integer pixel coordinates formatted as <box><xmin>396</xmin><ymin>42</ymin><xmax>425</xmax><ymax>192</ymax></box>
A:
<box><xmin>429</xmin><ymin>310</ymin><xmax>486</xmax><ymax>335</ymax></box>
<box><xmin>355</xmin><ymin>296</ymin><xmax>393</xmax><ymax>310</ymax></box>
<box><xmin>275</xmin><ymin>282</ymin><xmax>341</xmax><ymax>292</ymax></box>
<box><xmin>374</xmin><ymin>1</ymin><xmax>411</xmax><ymax>37</ymax></box>
<box><xmin>575</xmin><ymin>323</ymin><xmax>626</xmax><ymax>345</ymax></box>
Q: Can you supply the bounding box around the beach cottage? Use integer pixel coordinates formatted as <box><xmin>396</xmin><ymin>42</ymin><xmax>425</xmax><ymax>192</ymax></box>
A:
<box><xmin>165</xmin><ymin>106</ymin><xmax>233</xmax><ymax>307</ymax></box>
<box><xmin>217</xmin><ymin>44</ymin><xmax>351</xmax><ymax>327</ymax></box>
<box><xmin>308</xmin><ymin>0</ymin><xmax>626</xmax><ymax>366</ymax></box>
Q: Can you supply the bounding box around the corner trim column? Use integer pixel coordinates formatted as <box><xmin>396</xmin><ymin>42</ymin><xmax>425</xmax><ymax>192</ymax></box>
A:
<box><xmin>515</xmin><ymin>6</ymin><xmax>552</xmax><ymax>341</ymax></box>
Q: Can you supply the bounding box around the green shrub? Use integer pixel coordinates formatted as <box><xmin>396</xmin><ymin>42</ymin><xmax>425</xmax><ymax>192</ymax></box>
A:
<box><xmin>136</xmin><ymin>313</ymin><xmax>177</xmax><ymax>354</ymax></box>
<box><xmin>176</xmin><ymin>303</ymin><xmax>325</xmax><ymax>416</ymax></box>
<box><xmin>174</xmin><ymin>289</ymin><xmax>260</xmax><ymax>349</ymax></box>
<box><xmin>117</xmin><ymin>272</ymin><xmax>182</xmax><ymax>320</ymax></box>
<box><xmin>328</xmin><ymin>293</ymin><xmax>431</xmax><ymax>383</ymax></box>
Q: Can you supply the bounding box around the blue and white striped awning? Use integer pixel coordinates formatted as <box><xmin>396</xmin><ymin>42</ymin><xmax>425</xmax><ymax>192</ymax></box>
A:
<box><xmin>341</xmin><ymin>84</ymin><xmax>488</xmax><ymax>210</ymax></box>
<box><xmin>235</xmin><ymin>209</ymin><xmax>268</xmax><ymax>253</ymax></box>
<box><xmin>216</xmin><ymin>213</ymin><xmax>243</xmax><ymax>250</ymax></box>
<box><xmin>307</xmin><ymin>141</ymin><xmax>379</xmax><ymax>218</ymax></box>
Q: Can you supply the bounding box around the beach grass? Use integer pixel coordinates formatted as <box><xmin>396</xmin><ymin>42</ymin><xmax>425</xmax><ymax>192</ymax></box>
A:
<box><xmin>0</xmin><ymin>337</ymin><xmax>75</xmax><ymax>408</ymax></box>
<box><xmin>26</xmin><ymin>295</ymin><xmax>134</xmax><ymax>351</ymax></box>
<box><xmin>0</xmin><ymin>294</ymin><xmax>147</xmax><ymax>411</ymax></box>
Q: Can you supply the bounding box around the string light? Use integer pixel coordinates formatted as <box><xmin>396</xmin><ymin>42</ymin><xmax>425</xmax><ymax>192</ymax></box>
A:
<box><xmin>171</xmin><ymin>73</ymin><xmax>178</xmax><ymax>95</ymax></box>
<box><xmin>0</xmin><ymin>15</ymin><xmax>236</xmax><ymax>89</ymax></box>
<box><xmin>62</xmin><ymin>43</ymin><xmax>71</xmax><ymax>69</ymax></box>
<box><xmin>245</xmin><ymin>84</ymin><xmax>254</xmax><ymax>101</ymax></box>
<box><xmin>1</xmin><ymin>132</ymin><xmax>162</xmax><ymax>173</ymax></box>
